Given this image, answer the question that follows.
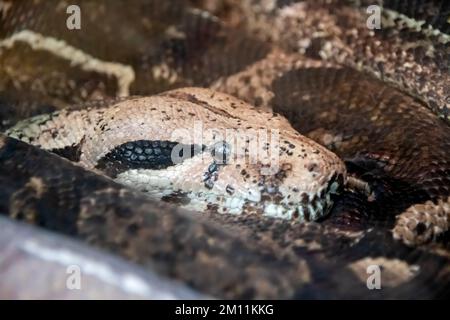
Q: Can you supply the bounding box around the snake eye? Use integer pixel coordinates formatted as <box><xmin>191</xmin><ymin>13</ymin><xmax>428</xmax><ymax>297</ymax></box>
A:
<box><xmin>96</xmin><ymin>140</ymin><xmax>204</xmax><ymax>177</ymax></box>
<box><xmin>210</xmin><ymin>141</ymin><xmax>231</xmax><ymax>164</ymax></box>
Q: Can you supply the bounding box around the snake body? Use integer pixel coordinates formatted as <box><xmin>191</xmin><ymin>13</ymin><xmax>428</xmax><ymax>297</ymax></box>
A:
<box><xmin>6</xmin><ymin>87</ymin><xmax>346</xmax><ymax>221</ymax></box>
<box><xmin>0</xmin><ymin>0</ymin><xmax>450</xmax><ymax>298</ymax></box>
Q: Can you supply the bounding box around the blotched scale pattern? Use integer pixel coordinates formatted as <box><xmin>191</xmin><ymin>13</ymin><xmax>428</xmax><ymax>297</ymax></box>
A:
<box><xmin>95</xmin><ymin>140</ymin><xmax>205</xmax><ymax>177</ymax></box>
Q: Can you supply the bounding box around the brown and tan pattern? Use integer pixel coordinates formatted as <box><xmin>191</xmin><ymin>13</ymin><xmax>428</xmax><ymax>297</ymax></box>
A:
<box><xmin>0</xmin><ymin>0</ymin><xmax>449</xmax><ymax>299</ymax></box>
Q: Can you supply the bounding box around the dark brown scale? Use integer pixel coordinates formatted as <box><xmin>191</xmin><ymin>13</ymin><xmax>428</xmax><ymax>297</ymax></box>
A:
<box><xmin>161</xmin><ymin>191</ymin><xmax>191</xmax><ymax>205</ymax></box>
<box><xmin>50</xmin><ymin>144</ymin><xmax>83</xmax><ymax>162</ymax></box>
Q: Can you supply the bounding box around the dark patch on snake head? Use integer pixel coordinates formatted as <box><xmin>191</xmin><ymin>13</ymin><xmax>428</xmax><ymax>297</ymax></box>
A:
<box><xmin>95</xmin><ymin>140</ymin><xmax>205</xmax><ymax>177</ymax></box>
<box><xmin>165</xmin><ymin>91</ymin><xmax>242</xmax><ymax>120</ymax></box>
<box><xmin>226</xmin><ymin>185</ymin><xmax>235</xmax><ymax>195</ymax></box>
<box><xmin>203</xmin><ymin>161</ymin><xmax>220</xmax><ymax>190</ymax></box>
<box><xmin>302</xmin><ymin>206</ymin><xmax>311</xmax><ymax>222</ymax></box>
<box><xmin>50</xmin><ymin>139</ymin><xmax>84</xmax><ymax>162</ymax></box>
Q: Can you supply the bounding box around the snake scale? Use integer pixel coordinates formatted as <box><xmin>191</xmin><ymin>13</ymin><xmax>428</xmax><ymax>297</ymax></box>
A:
<box><xmin>0</xmin><ymin>0</ymin><xmax>449</xmax><ymax>299</ymax></box>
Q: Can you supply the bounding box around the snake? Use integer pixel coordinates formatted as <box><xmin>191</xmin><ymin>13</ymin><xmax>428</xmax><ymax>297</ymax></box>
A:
<box><xmin>0</xmin><ymin>0</ymin><xmax>449</xmax><ymax>299</ymax></box>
